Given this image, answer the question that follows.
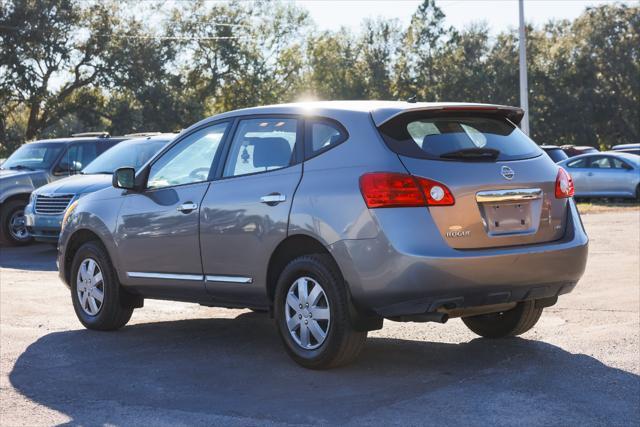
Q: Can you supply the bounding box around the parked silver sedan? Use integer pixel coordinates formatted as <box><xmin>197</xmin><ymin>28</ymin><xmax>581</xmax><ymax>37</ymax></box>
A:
<box><xmin>558</xmin><ymin>152</ymin><xmax>640</xmax><ymax>199</ymax></box>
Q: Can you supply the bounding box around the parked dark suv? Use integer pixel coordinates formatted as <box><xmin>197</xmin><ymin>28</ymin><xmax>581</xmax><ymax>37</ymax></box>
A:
<box><xmin>58</xmin><ymin>102</ymin><xmax>588</xmax><ymax>368</ymax></box>
<box><xmin>0</xmin><ymin>133</ymin><xmax>128</xmax><ymax>245</ymax></box>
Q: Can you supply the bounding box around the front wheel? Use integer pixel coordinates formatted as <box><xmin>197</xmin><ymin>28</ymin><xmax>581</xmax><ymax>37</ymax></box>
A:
<box><xmin>274</xmin><ymin>254</ymin><xmax>367</xmax><ymax>369</ymax></box>
<box><xmin>462</xmin><ymin>300</ymin><xmax>543</xmax><ymax>338</ymax></box>
<box><xmin>70</xmin><ymin>241</ymin><xmax>133</xmax><ymax>330</ymax></box>
<box><xmin>0</xmin><ymin>200</ymin><xmax>32</xmax><ymax>246</ymax></box>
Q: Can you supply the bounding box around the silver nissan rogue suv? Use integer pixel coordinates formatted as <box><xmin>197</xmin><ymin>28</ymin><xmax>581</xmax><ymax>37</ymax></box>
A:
<box><xmin>58</xmin><ymin>101</ymin><xmax>588</xmax><ymax>369</ymax></box>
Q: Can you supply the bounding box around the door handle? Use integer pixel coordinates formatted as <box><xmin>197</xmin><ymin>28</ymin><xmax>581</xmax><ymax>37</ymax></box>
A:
<box><xmin>260</xmin><ymin>193</ymin><xmax>286</xmax><ymax>205</ymax></box>
<box><xmin>177</xmin><ymin>202</ymin><xmax>198</xmax><ymax>213</ymax></box>
<box><xmin>587</xmin><ymin>172</ymin><xmax>594</xmax><ymax>176</ymax></box>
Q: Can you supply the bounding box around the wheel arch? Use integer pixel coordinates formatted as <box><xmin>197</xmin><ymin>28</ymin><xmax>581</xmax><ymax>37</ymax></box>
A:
<box><xmin>1</xmin><ymin>192</ymin><xmax>31</xmax><ymax>206</ymax></box>
<box><xmin>63</xmin><ymin>229</ymin><xmax>109</xmax><ymax>285</ymax></box>
<box><xmin>266</xmin><ymin>234</ymin><xmax>338</xmax><ymax>304</ymax></box>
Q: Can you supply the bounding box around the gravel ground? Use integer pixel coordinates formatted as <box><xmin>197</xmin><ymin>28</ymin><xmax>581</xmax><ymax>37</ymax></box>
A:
<box><xmin>1</xmin><ymin>211</ymin><xmax>638</xmax><ymax>426</ymax></box>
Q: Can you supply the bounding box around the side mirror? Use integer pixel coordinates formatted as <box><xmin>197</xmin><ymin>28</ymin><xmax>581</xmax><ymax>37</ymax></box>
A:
<box><xmin>112</xmin><ymin>167</ymin><xmax>136</xmax><ymax>190</ymax></box>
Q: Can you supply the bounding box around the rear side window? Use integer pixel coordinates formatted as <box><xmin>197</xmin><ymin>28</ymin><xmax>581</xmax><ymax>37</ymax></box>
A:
<box><xmin>223</xmin><ymin>118</ymin><xmax>298</xmax><ymax>177</ymax></box>
<box><xmin>380</xmin><ymin>115</ymin><xmax>542</xmax><ymax>161</ymax></box>
<box><xmin>305</xmin><ymin>119</ymin><xmax>347</xmax><ymax>158</ymax></box>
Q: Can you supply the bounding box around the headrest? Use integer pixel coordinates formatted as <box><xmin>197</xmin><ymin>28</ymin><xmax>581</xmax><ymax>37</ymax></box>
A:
<box><xmin>252</xmin><ymin>137</ymin><xmax>292</xmax><ymax>168</ymax></box>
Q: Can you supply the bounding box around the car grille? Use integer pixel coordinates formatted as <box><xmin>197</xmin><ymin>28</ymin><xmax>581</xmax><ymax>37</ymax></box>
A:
<box><xmin>34</xmin><ymin>194</ymin><xmax>74</xmax><ymax>215</ymax></box>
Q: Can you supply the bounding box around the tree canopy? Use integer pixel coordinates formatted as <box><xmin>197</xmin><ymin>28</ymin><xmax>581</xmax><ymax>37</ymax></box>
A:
<box><xmin>1</xmin><ymin>0</ymin><xmax>638</xmax><ymax>156</ymax></box>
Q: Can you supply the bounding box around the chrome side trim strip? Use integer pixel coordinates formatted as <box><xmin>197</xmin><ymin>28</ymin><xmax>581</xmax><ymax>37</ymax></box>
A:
<box><xmin>127</xmin><ymin>272</ymin><xmax>204</xmax><ymax>281</ymax></box>
<box><xmin>205</xmin><ymin>275</ymin><xmax>253</xmax><ymax>284</ymax></box>
<box><xmin>476</xmin><ymin>188</ymin><xmax>543</xmax><ymax>203</ymax></box>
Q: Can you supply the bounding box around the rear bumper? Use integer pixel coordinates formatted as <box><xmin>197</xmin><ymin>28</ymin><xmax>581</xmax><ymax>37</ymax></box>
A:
<box><xmin>331</xmin><ymin>199</ymin><xmax>588</xmax><ymax>317</ymax></box>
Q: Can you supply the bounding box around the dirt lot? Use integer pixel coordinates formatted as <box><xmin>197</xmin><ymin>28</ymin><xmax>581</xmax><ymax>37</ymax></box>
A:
<box><xmin>1</xmin><ymin>210</ymin><xmax>639</xmax><ymax>426</ymax></box>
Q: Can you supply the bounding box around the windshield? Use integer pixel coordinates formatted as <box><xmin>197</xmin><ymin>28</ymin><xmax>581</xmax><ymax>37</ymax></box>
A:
<box><xmin>1</xmin><ymin>143</ymin><xmax>65</xmax><ymax>170</ymax></box>
<box><xmin>82</xmin><ymin>138</ymin><xmax>171</xmax><ymax>174</ymax></box>
<box><xmin>380</xmin><ymin>115</ymin><xmax>542</xmax><ymax>161</ymax></box>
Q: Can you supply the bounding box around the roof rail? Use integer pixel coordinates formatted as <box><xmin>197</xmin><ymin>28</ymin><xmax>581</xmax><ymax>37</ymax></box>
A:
<box><xmin>71</xmin><ymin>132</ymin><xmax>110</xmax><ymax>138</ymax></box>
<box><xmin>124</xmin><ymin>132</ymin><xmax>162</xmax><ymax>137</ymax></box>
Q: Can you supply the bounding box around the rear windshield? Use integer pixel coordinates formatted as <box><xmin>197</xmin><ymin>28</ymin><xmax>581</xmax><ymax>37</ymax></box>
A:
<box><xmin>379</xmin><ymin>114</ymin><xmax>542</xmax><ymax>161</ymax></box>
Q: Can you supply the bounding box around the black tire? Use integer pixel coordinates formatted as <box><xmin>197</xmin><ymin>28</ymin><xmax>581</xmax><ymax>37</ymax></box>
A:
<box><xmin>0</xmin><ymin>200</ymin><xmax>32</xmax><ymax>246</ymax></box>
<box><xmin>462</xmin><ymin>300</ymin><xmax>543</xmax><ymax>339</ymax></box>
<box><xmin>274</xmin><ymin>254</ymin><xmax>367</xmax><ymax>369</ymax></box>
<box><xmin>70</xmin><ymin>241</ymin><xmax>133</xmax><ymax>331</ymax></box>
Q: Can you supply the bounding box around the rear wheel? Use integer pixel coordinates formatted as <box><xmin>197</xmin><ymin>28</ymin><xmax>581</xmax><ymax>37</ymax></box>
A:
<box><xmin>274</xmin><ymin>254</ymin><xmax>367</xmax><ymax>369</ymax></box>
<box><xmin>70</xmin><ymin>241</ymin><xmax>133</xmax><ymax>330</ymax></box>
<box><xmin>462</xmin><ymin>300</ymin><xmax>543</xmax><ymax>338</ymax></box>
<box><xmin>0</xmin><ymin>200</ymin><xmax>32</xmax><ymax>246</ymax></box>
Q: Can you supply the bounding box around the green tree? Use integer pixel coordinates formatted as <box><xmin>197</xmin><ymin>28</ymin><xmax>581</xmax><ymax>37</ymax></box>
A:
<box><xmin>0</xmin><ymin>0</ymin><xmax>118</xmax><ymax>142</ymax></box>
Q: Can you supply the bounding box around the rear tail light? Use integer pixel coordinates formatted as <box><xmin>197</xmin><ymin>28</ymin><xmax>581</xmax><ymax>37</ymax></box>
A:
<box><xmin>359</xmin><ymin>172</ymin><xmax>454</xmax><ymax>208</ymax></box>
<box><xmin>555</xmin><ymin>167</ymin><xmax>575</xmax><ymax>198</ymax></box>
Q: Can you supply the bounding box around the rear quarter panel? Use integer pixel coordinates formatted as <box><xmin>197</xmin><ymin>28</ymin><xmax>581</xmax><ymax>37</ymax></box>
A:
<box><xmin>289</xmin><ymin>111</ymin><xmax>405</xmax><ymax>245</ymax></box>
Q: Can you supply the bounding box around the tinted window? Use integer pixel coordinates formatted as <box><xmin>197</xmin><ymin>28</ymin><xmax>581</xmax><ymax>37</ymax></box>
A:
<box><xmin>567</xmin><ymin>158</ymin><xmax>589</xmax><ymax>168</ymax></box>
<box><xmin>544</xmin><ymin>148</ymin><xmax>568</xmax><ymax>163</ymax></box>
<box><xmin>223</xmin><ymin>118</ymin><xmax>297</xmax><ymax>177</ymax></box>
<box><xmin>306</xmin><ymin>120</ymin><xmax>347</xmax><ymax>157</ymax></box>
<box><xmin>1</xmin><ymin>143</ymin><xmax>64</xmax><ymax>170</ymax></box>
<box><xmin>147</xmin><ymin>123</ymin><xmax>228</xmax><ymax>189</ymax></box>
<box><xmin>82</xmin><ymin>138</ymin><xmax>170</xmax><ymax>174</ymax></box>
<box><xmin>380</xmin><ymin>115</ymin><xmax>541</xmax><ymax>161</ymax></box>
<box><xmin>58</xmin><ymin>141</ymin><xmax>98</xmax><ymax>173</ymax></box>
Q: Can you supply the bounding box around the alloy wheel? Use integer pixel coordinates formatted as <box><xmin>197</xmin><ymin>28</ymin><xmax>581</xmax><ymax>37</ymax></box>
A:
<box><xmin>76</xmin><ymin>258</ymin><xmax>105</xmax><ymax>316</ymax></box>
<box><xmin>285</xmin><ymin>276</ymin><xmax>331</xmax><ymax>350</ymax></box>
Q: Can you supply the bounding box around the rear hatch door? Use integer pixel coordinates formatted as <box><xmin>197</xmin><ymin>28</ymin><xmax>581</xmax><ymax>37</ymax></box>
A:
<box><xmin>377</xmin><ymin>107</ymin><xmax>568</xmax><ymax>249</ymax></box>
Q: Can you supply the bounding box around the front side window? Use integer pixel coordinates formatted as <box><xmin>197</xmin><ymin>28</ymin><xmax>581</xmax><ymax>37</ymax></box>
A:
<box><xmin>380</xmin><ymin>115</ymin><xmax>542</xmax><ymax>161</ymax></box>
<box><xmin>567</xmin><ymin>158</ymin><xmax>588</xmax><ymax>168</ymax></box>
<box><xmin>610</xmin><ymin>158</ymin><xmax>629</xmax><ymax>169</ymax></box>
<box><xmin>147</xmin><ymin>122</ymin><xmax>228</xmax><ymax>189</ymax></box>
<box><xmin>1</xmin><ymin>143</ymin><xmax>64</xmax><ymax>170</ymax></box>
<box><xmin>223</xmin><ymin>118</ymin><xmax>297</xmax><ymax>177</ymax></box>
<box><xmin>57</xmin><ymin>142</ymin><xmax>98</xmax><ymax>174</ymax></box>
<box><xmin>589</xmin><ymin>157</ymin><xmax>612</xmax><ymax>169</ymax></box>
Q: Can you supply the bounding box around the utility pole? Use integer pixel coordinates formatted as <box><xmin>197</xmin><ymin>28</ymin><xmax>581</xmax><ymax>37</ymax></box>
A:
<box><xmin>518</xmin><ymin>0</ymin><xmax>530</xmax><ymax>135</ymax></box>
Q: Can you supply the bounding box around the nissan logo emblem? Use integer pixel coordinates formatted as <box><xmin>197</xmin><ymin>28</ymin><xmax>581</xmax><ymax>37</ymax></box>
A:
<box><xmin>501</xmin><ymin>166</ymin><xmax>515</xmax><ymax>180</ymax></box>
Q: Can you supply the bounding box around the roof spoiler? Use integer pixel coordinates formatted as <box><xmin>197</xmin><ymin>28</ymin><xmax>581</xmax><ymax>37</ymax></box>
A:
<box><xmin>373</xmin><ymin>104</ymin><xmax>525</xmax><ymax>127</ymax></box>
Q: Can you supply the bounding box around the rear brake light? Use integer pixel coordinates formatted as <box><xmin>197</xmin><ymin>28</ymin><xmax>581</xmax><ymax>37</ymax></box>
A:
<box><xmin>555</xmin><ymin>167</ymin><xmax>575</xmax><ymax>198</ymax></box>
<box><xmin>359</xmin><ymin>173</ymin><xmax>454</xmax><ymax>208</ymax></box>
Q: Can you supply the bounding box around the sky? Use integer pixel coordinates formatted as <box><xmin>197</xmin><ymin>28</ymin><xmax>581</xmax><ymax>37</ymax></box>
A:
<box><xmin>295</xmin><ymin>0</ymin><xmax>635</xmax><ymax>34</ymax></box>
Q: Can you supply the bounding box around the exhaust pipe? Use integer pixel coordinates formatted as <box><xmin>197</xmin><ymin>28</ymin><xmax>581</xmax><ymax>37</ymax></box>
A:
<box><xmin>388</xmin><ymin>312</ymin><xmax>449</xmax><ymax>324</ymax></box>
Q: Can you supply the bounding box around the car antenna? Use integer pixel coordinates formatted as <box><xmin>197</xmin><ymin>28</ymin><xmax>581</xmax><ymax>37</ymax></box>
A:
<box><xmin>406</xmin><ymin>95</ymin><xmax>417</xmax><ymax>103</ymax></box>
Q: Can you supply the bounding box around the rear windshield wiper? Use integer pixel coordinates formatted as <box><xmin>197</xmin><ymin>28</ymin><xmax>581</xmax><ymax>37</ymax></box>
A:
<box><xmin>439</xmin><ymin>148</ymin><xmax>500</xmax><ymax>161</ymax></box>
